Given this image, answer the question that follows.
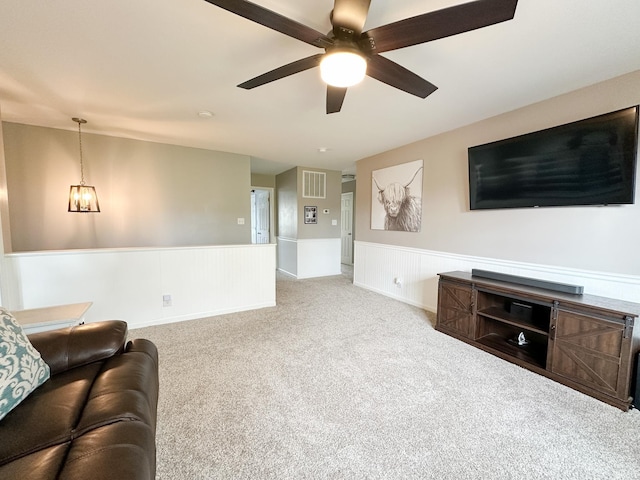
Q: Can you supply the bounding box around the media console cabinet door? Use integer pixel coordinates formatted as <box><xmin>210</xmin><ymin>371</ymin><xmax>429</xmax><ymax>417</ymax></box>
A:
<box><xmin>437</xmin><ymin>280</ymin><xmax>475</xmax><ymax>339</ymax></box>
<box><xmin>550</xmin><ymin>309</ymin><xmax>630</xmax><ymax>401</ymax></box>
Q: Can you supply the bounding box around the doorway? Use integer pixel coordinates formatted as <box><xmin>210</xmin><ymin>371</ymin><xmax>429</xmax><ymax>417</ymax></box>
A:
<box><xmin>341</xmin><ymin>192</ymin><xmax>353</xmax><ymax>264</ymax></box>
<box><xmin>251</xmin><ymin>188</ymin><xmax>271</xmax><ymax>244</ymax></box>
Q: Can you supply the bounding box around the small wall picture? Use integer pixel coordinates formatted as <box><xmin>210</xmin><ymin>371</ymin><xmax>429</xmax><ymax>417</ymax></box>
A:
<box><xmin>371</xmin><ymin>159</ymin><xmax>423</xmax><ymax>232</ymax></box>
<box><xmin>304</xmin><ymin>206</ymin><xmax>318</xmax><ymax>224</ymax></box>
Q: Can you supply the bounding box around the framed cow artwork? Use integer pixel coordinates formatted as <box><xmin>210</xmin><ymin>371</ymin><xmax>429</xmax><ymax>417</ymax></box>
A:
<box><xmin>371</xmin><ymin>159</ymin><xmax>423</xmax><ymax>232</ymax></box>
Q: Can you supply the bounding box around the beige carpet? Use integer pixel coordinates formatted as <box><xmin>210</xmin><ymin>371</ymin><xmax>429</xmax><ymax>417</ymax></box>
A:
<box><xmin>131</xmin><ymin>270</ymin><xmax>640</xmax><ymax>479</ymax></box>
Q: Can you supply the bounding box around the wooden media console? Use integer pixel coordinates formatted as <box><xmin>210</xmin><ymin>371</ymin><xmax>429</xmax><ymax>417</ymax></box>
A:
<box><xmin>436</xmin><ymin>271</ymin><xmax>640</xmax><ymax>411</ymax></box>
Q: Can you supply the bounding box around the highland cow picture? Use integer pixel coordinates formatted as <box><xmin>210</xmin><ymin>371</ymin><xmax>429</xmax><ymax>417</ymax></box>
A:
<box><xmin>371</xmin><ymin>159</ymin><xmax>423</xmax><ymax>232</ymax></box>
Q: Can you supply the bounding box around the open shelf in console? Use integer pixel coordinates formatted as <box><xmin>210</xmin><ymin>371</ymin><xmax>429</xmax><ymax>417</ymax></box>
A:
<box><xmin>475</xmin><ymin>289</ymin><xmax>551</xmax><ymax>369</ymax></box>
<box><xmin>475</xmin><ymin>319</ymin><xmax>548</xmax><ymax>369</ymax></box>
<box><xmin>475</xmin><ymin>289</ymin><xmax>551</xmax><ymax>334</ymax></box>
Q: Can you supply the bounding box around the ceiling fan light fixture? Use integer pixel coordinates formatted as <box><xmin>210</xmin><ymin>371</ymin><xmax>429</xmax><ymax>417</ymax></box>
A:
<box><xmin>320</xmin><ymin>49</ymin><xmax>367</xmax><ymax>88</ymax></box>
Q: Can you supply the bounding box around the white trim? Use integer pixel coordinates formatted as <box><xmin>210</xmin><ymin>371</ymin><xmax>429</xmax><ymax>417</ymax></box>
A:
<box><xmin>297</xmin><ymin>238</ymin><xmax>341</xmax><ymax>279</ymax></box>
<box><xmin>5</xmin><ymin>243</ymin><xmax>273</xmax><ymax>257</ymax></box>
<box><xmin>276</xmin><ymin>237</ymin><xmax>341</xmax><ymax>279</ymax></box>
<box><xmin>354</xmin><ymin>241</ymin><xmax>640</xmax><ymax>312</ymax></box>
<box><xmin>3</xmin><ymin>244</ymin><xmax>276</xmax><ymax>329</ymax></box>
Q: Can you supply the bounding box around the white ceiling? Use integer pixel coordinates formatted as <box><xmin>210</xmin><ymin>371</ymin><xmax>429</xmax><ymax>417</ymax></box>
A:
<box><xmin>1</xmin><ymin>1</ymin><xmax>639</xmax><ymax>175</ymax></box>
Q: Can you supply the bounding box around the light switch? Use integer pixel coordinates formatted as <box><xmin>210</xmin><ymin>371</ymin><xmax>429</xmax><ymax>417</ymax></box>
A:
<box><xmin>332</xmin><ymin>219</ymin><xmax>338</xmax><ymax>226</ymax></box>
<box><xmin>237</xmin><ymin>218</ymin><xmax>245</xmax><ymax>225</ymax></box>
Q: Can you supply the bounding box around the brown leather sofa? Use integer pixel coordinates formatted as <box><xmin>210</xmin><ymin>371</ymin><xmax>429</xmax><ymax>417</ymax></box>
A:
<box><xmin>0</xmin><ymin>321</ymin><xmax>159</xmax><ymax>480</ymax></box>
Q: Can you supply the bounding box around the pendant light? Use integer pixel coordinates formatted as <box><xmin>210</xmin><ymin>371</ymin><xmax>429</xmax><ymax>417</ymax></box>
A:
<box><xmin>68</xmin><ymin>117</ymin><xmax>100</xmax><ymax>212</ymax></box>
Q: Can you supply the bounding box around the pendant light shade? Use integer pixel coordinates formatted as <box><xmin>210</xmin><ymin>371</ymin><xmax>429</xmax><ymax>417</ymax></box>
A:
<box><xmin>68</xmin><ymin>118</ymin><xmax>100</xmax><ymax>212</ymax></box>
<box><xmin>68</xmin><ymin>185</ymin><xmax>100</xmax><ymax>212</ymax></box>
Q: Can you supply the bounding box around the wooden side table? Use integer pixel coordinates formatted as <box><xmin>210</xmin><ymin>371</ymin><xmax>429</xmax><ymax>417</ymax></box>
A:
<box><xmin>13</xmin><ymin>302</ymin><xmax>93</xmax><ymax>334</ymax></box>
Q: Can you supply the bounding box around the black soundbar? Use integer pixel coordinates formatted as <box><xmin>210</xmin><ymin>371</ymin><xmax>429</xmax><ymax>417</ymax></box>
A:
<box><xmin>471</xmin><ymin>269</ymin><xmax>584</xmax><ymax>295</ymax></box>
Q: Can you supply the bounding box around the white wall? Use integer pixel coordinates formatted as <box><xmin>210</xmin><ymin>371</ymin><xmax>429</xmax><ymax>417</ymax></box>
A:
<box><xmin>296</xmin><ymin>238</ymin><xmax>341</xmax><ymax>279</ymax></box>
<box><xmin>2</xmin><ymin>244</ymin><xmax>276</xmax><ymax>329</ymax></box>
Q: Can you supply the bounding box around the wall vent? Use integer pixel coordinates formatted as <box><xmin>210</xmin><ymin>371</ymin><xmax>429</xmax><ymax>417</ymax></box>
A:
<box><xmin>302</xmin><ymin>170</ymin><xmax>326</xmax><ymax>199</ymax></box>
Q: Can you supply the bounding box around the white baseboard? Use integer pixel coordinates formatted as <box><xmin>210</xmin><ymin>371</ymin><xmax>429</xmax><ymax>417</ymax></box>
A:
<box><xmin>128</xmin><ymin>301</ymin><xmax>276</xmax><ymax>330</ymax></box>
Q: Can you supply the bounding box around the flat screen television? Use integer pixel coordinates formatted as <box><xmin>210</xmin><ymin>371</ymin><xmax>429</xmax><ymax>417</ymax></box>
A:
<box><xmin>468</xmin><ymin>106</ymin><xmax>639</xmax><ymax>210</ymax></box>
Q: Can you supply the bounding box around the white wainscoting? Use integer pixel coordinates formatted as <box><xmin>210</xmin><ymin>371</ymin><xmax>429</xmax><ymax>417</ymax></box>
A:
<box><xmin>354</xmin><ymin>241</ymin><xmax>640</xmax><ymax>312</ymax></box>
<box><xmin>2</xmin><ymin>244</ymin><xmax>276</xmax><ymax>329</ymax></box>
<box><xmin>277</xmin><ymin>237</ymin><xmax>342</xmax><ymax>279</ymax></box>
<box><xmin>277</xmin><ymin>237</ymin><xmax>298</xmax><ymax>277</ymax></box>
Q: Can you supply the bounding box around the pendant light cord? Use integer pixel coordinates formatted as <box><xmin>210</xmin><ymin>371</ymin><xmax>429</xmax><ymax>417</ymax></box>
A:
<box><xmin>73</xmin><ymin>117</ymin><xmax>87</xmax><ymax>186</ymax></box>
<box><xmin>77</xmin><ymin>120</ymin><xmax>85</xmax><ymax>186</ymax></box>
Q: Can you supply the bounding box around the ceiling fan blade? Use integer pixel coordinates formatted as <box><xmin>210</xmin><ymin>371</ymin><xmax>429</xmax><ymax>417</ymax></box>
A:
<box><xmin>366</xmin><ymin>55</ymin><xmax>437</xmax><ymax>99</ymax></box>
<box><xmin>327</xmin><ymin>86</ymin><xmax>347</xmax><ymax>114</ymax></box>
<box><xmin>238</xmin><ymin>54</ymin><xmax>324</xmax><ymax>89</ymax></box>
<box><xmin>331</xmin><ymin>0</ymin><xmax>371</xmax><ymax>37</ymax></box>
<box><xmin>362</xmin><ymin>0</ymin><xmax>518</xmax><ymax>54</ymax></box>
<box><xmin>203</xmin><ymin>0</ymin><xmax>332</xmax><ymax>48</ymax></box>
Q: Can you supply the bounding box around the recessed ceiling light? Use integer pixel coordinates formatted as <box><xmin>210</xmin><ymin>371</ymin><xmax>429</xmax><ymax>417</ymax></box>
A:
<box><xmin>317</xmin><ymin>147</ymin><xmax>329</xmax><ymax>153</ymax></box>
<box><xmin>197</xmin><ymin>110</ymin><xmax>214</xmax><ymax>118</ymax></box>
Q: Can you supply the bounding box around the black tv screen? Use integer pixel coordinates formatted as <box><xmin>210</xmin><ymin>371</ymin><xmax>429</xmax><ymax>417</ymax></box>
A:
<box><xmin>468</xmin><ymin>106</ymin><xmax>638</xmax><ymax>210</ymax></box>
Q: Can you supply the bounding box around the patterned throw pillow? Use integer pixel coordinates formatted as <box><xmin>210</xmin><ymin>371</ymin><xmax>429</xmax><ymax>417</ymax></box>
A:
<box><xmin>0</xmin><ymin>307</ymin><xmax>51</xmax><ymax>421</ymax></box>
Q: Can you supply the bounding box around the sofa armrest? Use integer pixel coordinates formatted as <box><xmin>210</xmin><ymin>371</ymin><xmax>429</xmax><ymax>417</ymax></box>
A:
<box><xmin>126</xmin><ymin>338</ymin><xmax>159</xmax><ymax>367</ymax></box>
<box><xmin>28</xmin><ymin>320</ymin><xmax>128</xmax><ymax>375</ymax></box>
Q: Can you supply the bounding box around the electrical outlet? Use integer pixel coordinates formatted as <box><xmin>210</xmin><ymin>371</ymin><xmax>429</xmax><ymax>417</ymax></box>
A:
<box><xmin>162</xmin><ymin>294</ymin><xmax>172</xmax><ymax>307</ymax></box>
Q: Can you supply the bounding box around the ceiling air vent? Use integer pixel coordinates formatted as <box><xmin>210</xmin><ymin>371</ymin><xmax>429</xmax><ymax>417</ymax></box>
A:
<box><xmin>302</xmin><ymin>170</ymin><xmax>326</xmax><ymax>199</ymax></box>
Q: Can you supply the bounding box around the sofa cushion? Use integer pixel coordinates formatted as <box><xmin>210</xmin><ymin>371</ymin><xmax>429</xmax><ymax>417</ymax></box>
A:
<box><xmin>76</xmin><ymin>341</ymin><xmax>159</xmax><ymax>436</ymax></box>
<box><xmin>60</xmin><ymin>420</ymin><xmax>156</xmax><ymax>480</ymax></box>
<box><xmin>0</xmin><ymin>362</ymin><xmax>102</xmax><ymax>466</ymax></box>
<box><xmin>0</xmin><ymin>444</ymin><xmax>70</xmax><ymax>480</ymax></box>
<box><xmin>0</xmin><ymin>307</ymin><xmax>50</xmax><ymax>421</ymax></box>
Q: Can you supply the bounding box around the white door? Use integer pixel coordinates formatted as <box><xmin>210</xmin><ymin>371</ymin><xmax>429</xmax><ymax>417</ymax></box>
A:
<box><xmin>341</xmin><ymin>192</ymin><xmax>353</xmax><ymax>264</ymax></box>
<box><xmin>251</xmin><ymin>189</ymin><xmax>270</xmax><ymax>244</ymax></box>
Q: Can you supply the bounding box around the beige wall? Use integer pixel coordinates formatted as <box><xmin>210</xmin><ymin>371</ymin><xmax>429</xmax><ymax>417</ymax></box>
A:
<box><xmin>275</xmin><ymin>166</ymin><xmax>342</xmax><ymax>277</ymax></box>
<box><xmin>251</xmin><ymin>173</ymin><xmax>276</xmax><ymax>189</ymax></box>
<box><xmin>3</xmin><ymin>123</ymin><xmax>252</xmax><ymax>251</ymax></box>
<box><xmin>0</xmin><ymin>113</ymin><xmax>10</xmax><ymax>255</ymax></box>
<box><xmin>275</xmin><ymin>166</ymin><xmax>342</xmax><ymax>240</ymax></box>
<box><xmin>297</xmin><ymin>168</ymin><xmax>342</xmax><ymax>240</ymax></box>
<box><xmin>356</xmin><ymin>71</ymin><xmax>640</xmax><ymax>276</ymax></box>
<box><xmin>276</xmin><ymin>167</ymin><xmax>298</xmax><ymax>239</ymax></box>
<box><xmin>342</xmin><ymin>180</ymin><xmax>356</xmax><ymax>195</ymax></box>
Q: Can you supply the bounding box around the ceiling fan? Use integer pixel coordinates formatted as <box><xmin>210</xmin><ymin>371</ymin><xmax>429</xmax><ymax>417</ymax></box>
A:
<box><xmin>203</xmin><ymin>0</ymin><xmax>518</xmax><ymax>114</ymax></box>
